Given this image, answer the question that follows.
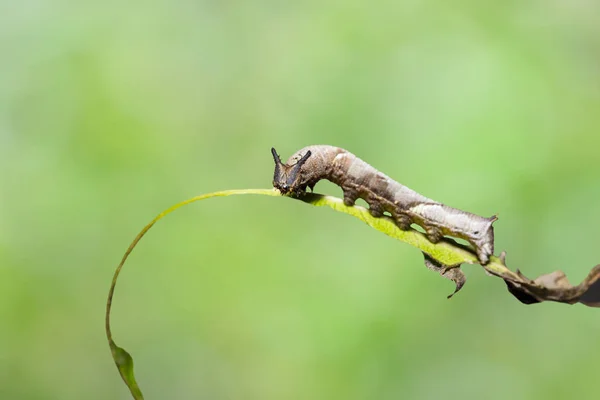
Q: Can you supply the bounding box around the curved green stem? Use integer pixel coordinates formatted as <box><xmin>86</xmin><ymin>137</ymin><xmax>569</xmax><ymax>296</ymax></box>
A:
<box><xmin>106</xmin><ymin>189</ymin><xmax>280</xmax><ymax>400</ymax></box>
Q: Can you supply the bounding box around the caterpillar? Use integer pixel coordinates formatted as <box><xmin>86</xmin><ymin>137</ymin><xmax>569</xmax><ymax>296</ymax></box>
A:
<box><xmin>271</xmin><ymin>145</ymin><xmax>497</xmax><ymax>265</ymax></box>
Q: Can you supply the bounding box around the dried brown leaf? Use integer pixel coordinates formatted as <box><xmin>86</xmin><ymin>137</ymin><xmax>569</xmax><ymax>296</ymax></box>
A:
<box><xmin>484</xmin><ymin>255</ymin><xmax>600</xmax><ymax>307</ymax></box>
<box><xmin>423</xmin><ymin>253</ymin><xmax>466</xmax><ymax>299</ymax></box>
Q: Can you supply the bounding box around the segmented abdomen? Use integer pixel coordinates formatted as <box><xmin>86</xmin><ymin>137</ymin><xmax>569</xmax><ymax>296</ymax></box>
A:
<box><xmin>285</xmin><ymin>145</ymin><xmax>496</xmax><ymax>264</ymax></box>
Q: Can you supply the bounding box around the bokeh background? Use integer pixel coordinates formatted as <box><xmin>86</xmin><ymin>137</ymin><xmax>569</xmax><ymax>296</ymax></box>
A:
<box><xmin>1</xmin><ymin>1</ymin><xmax>600</xmax><ymax>399</ymax></box>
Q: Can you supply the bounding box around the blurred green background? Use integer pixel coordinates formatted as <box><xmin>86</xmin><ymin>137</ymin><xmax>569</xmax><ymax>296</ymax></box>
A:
<box><xmin>1</xmin><ymin>1</ymin><xmax>599</xmax><ymax>399</ymax></box>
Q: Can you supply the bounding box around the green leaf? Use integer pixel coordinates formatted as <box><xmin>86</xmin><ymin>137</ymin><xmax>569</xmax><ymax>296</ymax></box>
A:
<box><xmin>296</xmin><ymin>192</ymin><xmax>478</xmax><ymax>266</ymax></box>
<box><xmin>109</xmin><ymin>340</ymin><xmax>143</xmax><ymax>400</ymax></box>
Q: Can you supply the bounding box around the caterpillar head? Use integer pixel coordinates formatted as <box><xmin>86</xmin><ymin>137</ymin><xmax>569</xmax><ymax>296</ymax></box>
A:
<box><xmin>271</xmin><ymin>147</ymin><xmax>312</xmax><ymax>195</ymax></box>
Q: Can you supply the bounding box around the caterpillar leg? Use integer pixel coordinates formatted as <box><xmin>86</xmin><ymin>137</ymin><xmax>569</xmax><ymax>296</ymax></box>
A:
<box><xmin>392</xmin><ymin>212</ymin><xmax>412</xmax><ymax>230</ymax></box>
<box><xmin>367</xmin><ymin>201</ymin><xmax>384</xmax><ymax>218</ymax></box>
<box><xmin>293</xmin><ymin>184</ymin><xmax>308</xmax><ymax>196</ymax></box>
<box><xmin>341</xmin><ymin>186</ymin><xmax>359</xmax><ymax>207</ymax></box>
<box><xmin>475</xmin><ymin>247</ymin><xmax>491</xmax><ymax>265</ymax></box>
<box><xmin>471</xmin><ymin>236</ymin><xmax>494</xmax><ymax>265</ymax></box>
<box><xmin>424</xmin><ymin>225</ymin><xmax>443</xmax><ymax>244</ymax></box>
<box><xmin>467</xmin><ymin>241</ymin><xmax>490</xmax><ymax>265</ymax></box>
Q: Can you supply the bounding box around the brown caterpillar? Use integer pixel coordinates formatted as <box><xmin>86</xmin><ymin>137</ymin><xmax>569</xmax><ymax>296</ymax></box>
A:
<box><xmin>271</xmin><ymin>145</ymin><xmax>497</xmax><ymax>264</ymax></box>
